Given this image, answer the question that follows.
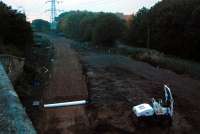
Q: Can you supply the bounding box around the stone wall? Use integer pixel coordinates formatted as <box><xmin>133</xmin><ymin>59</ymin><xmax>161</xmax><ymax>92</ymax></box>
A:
<box><xmin>0</xmin><ymin>63</ymin><xmax>36</xmax><ymax>133</ymax></box>
<box><xmin>0</xmin><ymin>55</ymin><xmax>25</xmax><ymax>82</ymax></box>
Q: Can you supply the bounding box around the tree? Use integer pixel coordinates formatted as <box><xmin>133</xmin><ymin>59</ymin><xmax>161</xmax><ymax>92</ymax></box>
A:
<box><xmin>79</xmin><ymin>14</ymin><xmax>97</xmax><ymax>41</ymax></box>
<box><xmin>127</xmin><ymin>7</ymin><xmax>150</xmax><ymax>48</ymax></box>
<box><xmin>57</xmin><ymin>11</ymin><xmax>125</xmax><ymax>46</ymax></box>
<box><xmin>57</xmin><ymin>11</ymin><xmax>94</xmax><ymax>39</ymax></box>
<box><xmin>92</xmin><ymin>13</ymin><xmax>125</xmax><ymax>46</ymax></box>
<box><xmin>32</xmin><ymin>19</ymin><xmax>50</xmax><ymax>32</ymax></box>
<box><xmin>127</xmin><ymin>0</ymin><xmax>200</xmax><ymax>61</ymax></box>
<box><xmin>185</xmin><ymin>6</ymin><xmax>200</xmax><ymax>60</ymax></box>
<box><xmin>0</xmin><ymin>2</ymin><xmax>33</xmax><ymax>56</ymax></box>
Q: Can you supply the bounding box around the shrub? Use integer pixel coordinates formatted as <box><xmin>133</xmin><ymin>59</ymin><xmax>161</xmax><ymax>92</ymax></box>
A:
<box><xmin>32</xmin><ymin>19</ymin><xmax>50</xmax><ymax>33</ymax></box>
<box><xmin>0</xmin><ymin>2</ymin><xmax>33</xmax><ymax>56</ymax></box>
<box><xmin>92</xmin><ymin>13</ymin><xmax>125</xmax><ymax>46</ymax></box>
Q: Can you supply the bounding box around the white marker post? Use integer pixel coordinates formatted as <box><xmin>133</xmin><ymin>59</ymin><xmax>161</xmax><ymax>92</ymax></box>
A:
<box><xmin>44</xmin><ymin>100</ymin><xmax>87</xmax><ymax>108</ymax></box>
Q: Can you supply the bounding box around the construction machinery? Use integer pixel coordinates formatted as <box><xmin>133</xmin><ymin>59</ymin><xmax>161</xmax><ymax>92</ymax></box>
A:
<box><xmin>132</xmin><ymin>85</ymin><xmax>174</xmax><ymax>125</ymax></box>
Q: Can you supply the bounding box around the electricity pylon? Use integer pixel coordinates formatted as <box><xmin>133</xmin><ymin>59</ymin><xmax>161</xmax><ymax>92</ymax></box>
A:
<box><xmin>46</xmin><ymin>0</ymin><xmax>59</xmax><ymax>30</ymax></box>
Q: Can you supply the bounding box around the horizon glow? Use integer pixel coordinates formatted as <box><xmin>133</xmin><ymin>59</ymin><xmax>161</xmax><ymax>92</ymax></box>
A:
<box><xmin>2</xmin><ymin>0</ymin><xmax>160</xmax><ymax>22</ymax></box>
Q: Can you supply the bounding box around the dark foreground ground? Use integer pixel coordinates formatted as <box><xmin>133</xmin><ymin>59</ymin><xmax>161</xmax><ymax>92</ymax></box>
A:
<box><xmin>24</xmin><ymin>36</ymin><xmax>200</xmax><ymax>134</ymax></box>
<box><xmin>39</xmin><ymin>36</ymin><xmax>88</xmax><ymax>134</ymax></box>
<box><xmin>70</xmin><ymin>42</ymin><xmax>200</xmax><ymax>134</ymax></box>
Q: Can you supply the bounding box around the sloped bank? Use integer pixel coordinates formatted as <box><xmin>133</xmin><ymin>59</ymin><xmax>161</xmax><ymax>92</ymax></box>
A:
<box><xmin>0</xmin><ymin>63</ymin><xmax>36</xmax><ymax>133</ymax></box>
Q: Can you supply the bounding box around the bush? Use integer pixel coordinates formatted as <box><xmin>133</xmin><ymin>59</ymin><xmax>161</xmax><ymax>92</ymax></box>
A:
<box><xmin>32</xmin><ymin>19</ymin><xmax>50</xmax><ymax>33</ymax></box>
<box><xmin>0</xmin><ymin>2</ymin><xmax>33</xmax><ymax>56</ymax></box>
<box><xmin>92</xmin><ymin>13</ymin><xmax>125</xmax><ymax>46</ymax></box>
<box><xmin>58</xmin><ymin>11</ymin><xmax>94</xmax><ymax>40</ymax></box>
<box><xmin>79</xmin><ymin>15</ymin><xmax>97</xmax><ymax>41</ymax></box>
<box><xmin>127</xmin><ymin>0</ymin><xmax>200</xmax><ymax>62</ymax></box>
<box><xmin>57</xmin><ymin>11</ymin><xmax>125</xmax><ymax>46</ymax></box>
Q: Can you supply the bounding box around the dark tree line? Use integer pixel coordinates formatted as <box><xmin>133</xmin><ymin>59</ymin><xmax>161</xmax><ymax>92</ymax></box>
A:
<box><xmin>57</xmin><ymin>11</ymin><xmax>126</xmax><ymax>46</ymax></box>
<box><xmin>0</xmin><ymin>2</ymin><xmax>33</xmax><ymax>56</ymax></box>
<box><xmin>32</xmin><ymin>19</ymin><xmax>50</xmax><ymax>33</ymax></box>
<box><xmin>127</xmin><ymin>0</ymin><xmax>200</xmax><ymax>61</ymax></box>
<box><xmin>57</xmin><ymin>0</ymin><xmax>200</xmax><ymax>61</ymax></box>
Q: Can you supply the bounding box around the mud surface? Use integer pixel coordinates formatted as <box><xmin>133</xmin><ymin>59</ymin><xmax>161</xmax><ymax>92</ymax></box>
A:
<box><xmin>32</xmin><ymin>37</ymin><xmax>200</xmax><ymax>134</ymax></box>
<box><xmin>37</xmin><ymin>36</ymin><xmax>88</xmax><ymax>134</ymax></box>
<box><xmin>71</xmin><ymin>44</ymin><xmax>200</xmax><ymax>134</ymax></box>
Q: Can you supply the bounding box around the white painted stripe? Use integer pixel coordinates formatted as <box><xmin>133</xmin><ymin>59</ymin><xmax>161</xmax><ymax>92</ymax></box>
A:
<box><xmin>44</xmin><ymin>100</ymin><xmax>87</xmax><ymax>108</ymax></box>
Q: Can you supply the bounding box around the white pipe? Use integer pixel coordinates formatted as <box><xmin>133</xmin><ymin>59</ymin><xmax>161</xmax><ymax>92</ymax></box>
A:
<box><xmin>44</xmin><ymin>100</ymin><xmax>87</xmax><ymax>108</ymax></box>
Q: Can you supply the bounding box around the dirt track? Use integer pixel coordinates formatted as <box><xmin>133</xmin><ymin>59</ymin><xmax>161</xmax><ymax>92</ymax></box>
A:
<box><xmin>36</xmin><ymin>37</ymin><xmax>200</xmax><ymax>134</ymax></box>
<box><xmin>44</xmin><ymin>37</ymin><xmax>88</xmax><ymax>103</ymax></box>
<box><xmin>38</xmin><ymin>36</ymin><xmax>88</xmax><ymax>134</ymax></box>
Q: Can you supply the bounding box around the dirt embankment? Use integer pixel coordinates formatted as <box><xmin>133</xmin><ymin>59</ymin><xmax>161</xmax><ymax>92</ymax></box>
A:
<box><xmin>71</xmin><ymin>43</ymin><xmax>200</xmax><ymax>134</ymax></box>
<box><xmin>37</xmin><ymin>36</ymin><xmax>88</xmax><ymax>134</ymax></box>
<box><xmin>15</xmin><ymin>35</ymin><xmax>90</xmax><ymax>133</ymax></box>
<box><xmin>21</xmin><ymin>36</ymin><xmax>200</xmax><ymax>134</ymax></box>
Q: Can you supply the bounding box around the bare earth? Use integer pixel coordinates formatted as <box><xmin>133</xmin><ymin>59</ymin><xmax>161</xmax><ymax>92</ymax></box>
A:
<box><xmin>73</xmin><ymin>47</ymin><xmax>200</xmax><ymax>134</ymax></box>
<box><xmin>79</xmin><ymin>54</ymin><xmax>200</xmax><ymax>134</ymax></box>
<box><xmin>38</xmin><ymin>36</ymin><xmax>88</xmax><ymax>134</ymax></box>
<box><xmin>36</xmin><ymin>36</ymin><xmax>200</xmax><ymax>134</ymax></box>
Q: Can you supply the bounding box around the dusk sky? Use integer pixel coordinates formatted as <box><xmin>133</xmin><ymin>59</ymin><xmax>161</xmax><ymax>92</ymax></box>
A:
<box><xmin>2</xmin><ymin>0</ymin><xmax>160</xmax><ymax>22</ymax></box>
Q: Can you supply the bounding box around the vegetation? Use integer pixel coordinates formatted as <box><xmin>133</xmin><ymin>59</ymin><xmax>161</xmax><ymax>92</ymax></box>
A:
<box><xmin>15</xmin><ymin>34</ymin><xmax>53</xmax><ymax>130</ymax></box>
<box><xmin>58</xmin><ymin>11</ymin><xmax>94</xmax><ymax>40</ymax></box>
<box><xmin>57</xmin><ymin>0</ymin><xmax>200</xmax><ymax>63</ymax></box>
<box><xmin>57</xmin><ymin>11</ymin><xmax>126</xmax><ymax>46</ymax></box>
<box><xmin>57</xmin><ymin>0</ymin><xmax>200</xmax><ymax>62</ymax></box>
<box><xmin>128</xmin><ymin>48</ymin><xmax>200</xmax><ymax>78</ymax></box>
<box><xmin>127</xmin><ymin>0</ymin><xmax>200</xmax><ymax>62</ymax></box>
<box><xmin>32</xmin><ymin>19</ymin><xmax>50</xmax><ymax>33</ymax></box>
<box><xmin>0</xmin><ymin>2</ymin><xmax>33</xmax><ymax>56</ymax></box>
<box><xmin>92</xmin><ymin>13</ymin><xmax>125</xmax><ymax>46</ymax></box>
